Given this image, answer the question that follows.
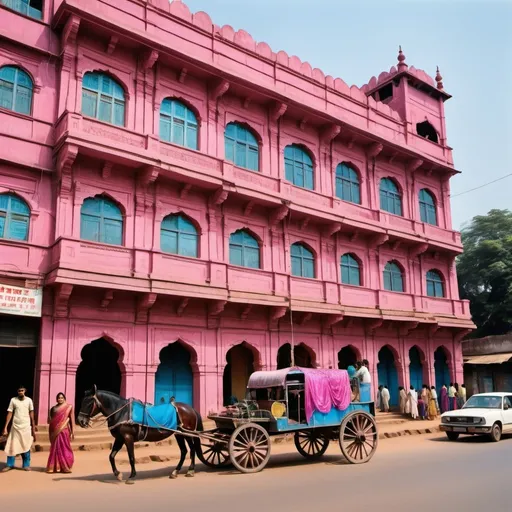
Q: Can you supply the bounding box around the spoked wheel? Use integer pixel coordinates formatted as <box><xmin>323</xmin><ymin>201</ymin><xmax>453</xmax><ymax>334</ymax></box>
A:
<box><xmin>228</xmin><ymin>423</ymin><xmax>271</xmax><ymax>474</ymax></box>
<box><xmin>294</xmin><ymin>430</ymin><xmax>330</xmax><ymax>459</ymax></box>
<box><xmin>197</xmin><ymin>434</ymin><xmax>231</xmax><ymax>468</ymax></box>
<box><xmin>339</xmin><ymin>411</ymin><xmax>378</xmax><ymax>464</ymax></box>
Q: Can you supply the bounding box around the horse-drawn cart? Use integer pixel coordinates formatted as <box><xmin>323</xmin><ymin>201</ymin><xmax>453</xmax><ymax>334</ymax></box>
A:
<box><xmin>197</xmin><ymin>367</ymin><xmax>378</xmax><ymax>473</ymax></box>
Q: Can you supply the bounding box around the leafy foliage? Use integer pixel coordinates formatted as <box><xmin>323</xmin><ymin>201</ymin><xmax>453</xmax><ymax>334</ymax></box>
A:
<box><xmin>457</xmin><ymin>209</ymin><xmax>512</xmax><ymax>337</ymax></box>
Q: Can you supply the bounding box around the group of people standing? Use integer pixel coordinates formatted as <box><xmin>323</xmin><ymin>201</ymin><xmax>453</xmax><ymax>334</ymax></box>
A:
<box><xmin>2</xmin><ymin>386</ymin><xmax>75</xmax><ymax>473</ymax></box>
<box><xmin>396</xmin><ymin>383</ymin><xmax>466</xmax><ymax>420</ymax></box>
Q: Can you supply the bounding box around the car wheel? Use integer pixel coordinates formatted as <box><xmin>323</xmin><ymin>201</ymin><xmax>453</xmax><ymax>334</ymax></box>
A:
<box><xmin>446</xmin><ymin>432</ymin><xmax>459</xmax><ymax>441</ymax></box>
<box><xmin>489</xmin><ymin>423</ymin><xmax>502</xmax><ymax>442</ymax></box>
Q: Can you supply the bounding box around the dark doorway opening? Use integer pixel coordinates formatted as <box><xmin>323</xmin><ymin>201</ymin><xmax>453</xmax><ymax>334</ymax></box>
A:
<box><xmin>416</xmin><ymin>121</ymin><xmax>439</xmax><ymax>143</ymax></box>
<box><xmin>277</xmin><ymin>343</ymin><xmax>314</xmax><ymax>369</ymax></box>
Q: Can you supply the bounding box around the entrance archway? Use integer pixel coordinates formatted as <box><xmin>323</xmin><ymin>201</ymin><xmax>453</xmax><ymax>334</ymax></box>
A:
<box><xmin>223</xmin><ymin>344</ymin><xmax>255</xmax><ymax>405</ymax></box>
<box><xmin>155</xmin><ymin>342</ymin><xmax>193</xmax><ymax>406</ymax></box>
<box><xmin>277</xmin><ymin>343</ymin><xmax>314</xmax><ymax>369</ymax></box>
<box><xmin>434</xmin><ymin>347</ymin><xmax>451</xmax><ymax>391</ymax></box>
<box><xmin>75</xmin><ymin>338</ymin><xmax>122</xmax><ymax>414</ymax></box>
<box><xmin>338</xmin><ymin>346</ymin><xmax>359</xmax><ymax>369</ymax></box>
<box><xmin>377</xmin><ymin>346</ymin><xmax>399</xmax><ymax>406</ymax></box>
<box><xmin>409</xmin><ymin>346</ymin><xmax>424</xmax><ymax>391</ymax></box>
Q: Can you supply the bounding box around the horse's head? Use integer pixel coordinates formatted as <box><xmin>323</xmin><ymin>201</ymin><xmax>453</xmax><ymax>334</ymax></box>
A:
<box><xmin>77</xmin><ymin>385</ymin><xmax>100</xmax><ymax>428</ymax></box>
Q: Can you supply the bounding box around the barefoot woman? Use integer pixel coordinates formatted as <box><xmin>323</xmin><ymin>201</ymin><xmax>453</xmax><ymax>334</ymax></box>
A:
<box><xmin>46</xmin><ymin>393</ymin><xmax>75</xmax><ymax>474</ymax></box>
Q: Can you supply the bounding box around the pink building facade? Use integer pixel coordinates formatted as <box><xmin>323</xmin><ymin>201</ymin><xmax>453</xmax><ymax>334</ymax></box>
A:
<box><xmin>0</xmin><ymin>0</ymin><xmax>474</xmax><ymax>424</ymax></box>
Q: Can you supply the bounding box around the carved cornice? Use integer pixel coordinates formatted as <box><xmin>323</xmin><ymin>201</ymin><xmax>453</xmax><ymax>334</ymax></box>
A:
<box><xmin>209</xmin><ymin>186</ymin><xmax>229</xmax><ymax>207</ymax></box>
<box><xmin>428</xmin><ymin>323</ymin><xmax>440</xmax><ymax>337</ymax></box>
<box><xmin>177</xmin><ymin>298</ymin><xmax>189</xmax><ymax>317</ymax></box>
<box><xmin>269</xmin><ymin>101</ymin><xmax>287</xmax><ymax>122</ymax></box>
<box><xmin>323</xmin><ymin>222</ymin><xmax>342</xmax><ymax>238</ymax></box>
<box><xmin>406</xmin><ymin>158</ymin><xmax>424</xmax><ymax>173</ymax></box>
<box><xmin>244</xmin><ymin>201</ymin><xmax>255</xmax><ymax>216</ymax></box>
<box><xmin>178</xmin><ymin>68</ymin><xmax>188</xmax><ymax>84</ymax></box>
<box><xmin>100</xmin><ymin>290</ymin><xmax>114</xmax><ymax>309</ymax></box>
<box><xmin>366</xmin><ymin>142</ymin><xmax>384</xmax><ymax>158</ymax></box>
<box><xmin>324</xmin><ymin>314</ymin><xmax>344</xmax><ymax>329</ymax></box>
<box><xmin>141</xmin><ymin>49</ymin><xmax>159</xmax><ymax>71</ymax></box>
<box><xmin>180</xmin><ymin>183</ymin><xmax>192</xmax><ymax>199</ymax></box>
<box><xmin>56</xmin><ymin>144</ymin><xmax>79</xmax><ymax>196</ymax></box>
<box><xmin>398</xmin><ymin>321</ymin><xmax>419</xmax><ymax>337</ymax></box>
<box><xmin>365</xmin><ymin>318</ymin><xmax>383</xmax><ymax>334</ymax></box>
<box><xmin>297</xmin><ymin>312</ymin><xmax>312</xmax><ymax>326</ymax></box>
<box><xmin>62</xmin><ymin>15</ymin><xmax>80</xmax><ymax>50</ymax></box>
<box><xmin>240</xmin><ymin>305</ymin><xmax>252</xmax><ymax>321</ymax></box>
<box><xmin>209</xmin><ymin>300</ymin><xmax>227</xmax><ymax>317</ymax></box>
<box><xmin>53</xmin><ymin>284</ymin><xmax>73</xmax><ymax>319</ymax></box>
<box><xmin>453</xmin><ymin>328</ymin><xmax>472</xmax><ymax>343</ymax></box>
<box><xmin>269</xmin><ymin>202</ymin><xmax>289</xmax><ymax>230</ymax></box>
<box><xmin>136</xmin><ymin>293</ymin><xmax>157</xmax><ymax>324</ymax></box>
<box><xmin>138</xmin><ymin>166</ymin><xmax>159</xmax><ymax>188</ymax></box>
<box><xmin>321</xmin><ymin>124</ymin><xmax>341</xmax><ymax>145</ymax></box>
<box><xmin>409</xmin><ymin>242</ymin><xmax>429</xmax><ymax>259</ymax></box>
<box><xmin>270</xmin><ymin>306</ymin><xmax>288</xmax><ymax>322</ymax></box>
<box><xmin>210</xmin><ymin>79</ymin><xmax>230</xmax><ymax>102</ymax></box>
<box><xmin>107</xmin><ymin>36</ymin><xmax>118</xmax><ymax>55</ymax></box>
<box><xmin>369</xmin><ymin>233</ymin><xmax>389</xmax><ymax>249</ymax></box>
<box><xmin>102</xmin><ymin>162</ymin><xmax>113</xmax><ymax>180</ymax></box>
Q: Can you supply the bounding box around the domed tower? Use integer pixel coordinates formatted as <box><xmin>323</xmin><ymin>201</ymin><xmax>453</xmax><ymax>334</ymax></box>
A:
<box><xmin>362</xmin><ymin>47</ymin><xmax>452</xmax><ymax>162</ymax></box>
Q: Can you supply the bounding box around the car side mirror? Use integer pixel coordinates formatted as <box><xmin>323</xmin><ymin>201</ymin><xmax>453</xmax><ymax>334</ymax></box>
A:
<box><xmin>505</xmin><ymin>404</ymin><xmax>509</xmax><ymax>410</ymax></box>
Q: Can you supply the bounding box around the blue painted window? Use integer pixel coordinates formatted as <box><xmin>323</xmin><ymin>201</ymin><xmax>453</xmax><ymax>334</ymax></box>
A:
<box><xmin>419</xmin><ymin>189</ymin><xmax>437</xmax><ymax>225</ymax></box>
<box><xmin>380</xmin><ymin>178</ymin><xmax>402</xmax><ymax>216</ymax></box>
<box><xmin>80</xmin><ymin>196</ymin><xmax>123</xmax><ymax>245</ymax></box>
<box><xmin>161</xmin><ymin>214</ymin><xmax>198</xmax><ymax>258</ymax></box>
<box><xmin>1</xmin><ymin>0</ymin><xmax>43</xmax><ymax>20</ymax></box>
<box><xmin>160</xmin><ymin>99</ymin><xmax>198</xmax><ymax>150</ymax></box>
<box><xmin>225</xmin><ymin>123</ymin><xmax>259</xmax><ymax>171</ymax></box>
<box><xmin>426</xmin><ymin>270</ymin><xmax>444</xmax><ymax>298</ymax></box>
<box><xmin>284</xmin><ymin>145</ymin><xmax>314</xmax><ymax>190</ymax></box>
<box><xmin>0</xmin><ymin>66</ymin><xmax>33</xmax><ymax>115</ymax></box>
<box><xmin>335</xmin><ymin>163</ymin><xmax>360</xmax><ymax>204</ymax></box>
<box><xmin>291</xmin><ymin>243</ymin><xmax>315</xmax><ymax>278</ymax></box>
<box><xmin>341</xmin><ymin>253</ymin><xmax>361</xmax><ymax>286</ymax></box>
<box><xmin>0</xmin><ymin>193</ymin><xmax>30</xmax><ymax>241</ymax></box>
<box><xmin>383</xmin><ymin>261</ymin><xmax>404</xmax><ymax>292</ymax></box>
<box><xmin>82</xmin><ymin>72</ymin><xmax>125</xmax><ymax>126</ymax></box>
<box><xmin>229</xmin><ymin>230</ymin><xmax>260</xmax><ymax>269</ymax></box>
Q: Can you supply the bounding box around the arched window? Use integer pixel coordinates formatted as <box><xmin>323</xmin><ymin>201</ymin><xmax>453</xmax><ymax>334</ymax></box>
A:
<box><xmin>80</xmin><ymin>196</ymin><xmax>123</xmax><ymax>245</ymax></box>
<box><xmin>1</xmin><ymin>0</ymin><xmax>42</xmax><ymax>19</ymax></box>
<box><xmin>225</xmin><ymin>122</ymin><xmax>259</xmax><ymax>172</ymax></box>
<box><xmin>341</xmin><ymin>253</ymin><xmax>361</xmax><ymax>286</ymax></box>
<box><xmin>426</xmin><ymin>270</ymin><xmax>445</xmax><ymax>298</ymax></box>
<box><xmin>229</xmin><ymin>229</ymin><xmax>260</xmax><ymax>269</ymax></box>
<box><xmin>0</xmin><ymin>66</ymin><xmax>33</xmax><ymax>115</ymax></box>
<box><xmin>284</xmin><ymin>144</ymin><xmax>314</xmax><ymax>190</ymax></box>
<box><xmin>383</xmin><ymin>261</ymin><xmax>404</xmax><ymax>292</ymax></box>
<box><xmin>82</xmin><ymin>72</ymin><xmax>125</xmax><ymax>126</ymax></box>
<box><xmin>416</xmin><ymin>121</ymin><xmax>439</xmax><ymax>144</ymax></box>
<box><xmin>419</xmin><ymin>189</ymin><xmax>437</xmax><ymax>225</ymax></box>
<box><xmin>160</xmin><ymin>98</ymin><xmax>198</xmax><ymax>150</ymax></box>
<box><xmin>0</xmin><ymin>193</ymin><xmax>30</xmax><ymax>241</ymax></box>
<box><xmin>335</xmin><ymin>163</ymin><xmax>360</xmax><ymax>204</ymax></box>
<box><xmin>161</xmin><ymin>214</ymin><xmax>198</xmax><ymax>258</ymax></box>
<box><xmin>380</xmin><ymin>178</ymin><xmax>402</xmax><ymax>216</ymax></box>
<box><xmin>291</xmin><ymin>243</ymin><xmax>315</xmax><ymax>278</ymax></box>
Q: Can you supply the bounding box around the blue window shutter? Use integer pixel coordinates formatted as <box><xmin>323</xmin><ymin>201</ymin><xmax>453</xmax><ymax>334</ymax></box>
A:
<box><xmin>81</xmin><ymin>215</ymin><xmax>100</xmax><ymax>242</ymax></box>
<box><xmin>303</xmin><ymin>259</ymin><xmax>314</xmax><ymax>278</ymax></box>
<box><xmin>224</xmin><ymin>123</ymin><xmax>259</xmax><ymax>172</ymax></box>
<box><xmin>8</xmin><ymin>216</ymin><xmax>29</xmax><ymax>241</ymax></box>
<box><xmin>230</xmin><ymin>245</ymin><xmax>242</xmax><ymax>266</ymax></box>
<box><xmin>0</xmin><ymin>215</ymin><xmax>5</xmax><ymax>238</ymax></box>
<box><xmin>82</xmin><ymin>72</ymin><xmax>125</xmax><ymax>126</ymax></box>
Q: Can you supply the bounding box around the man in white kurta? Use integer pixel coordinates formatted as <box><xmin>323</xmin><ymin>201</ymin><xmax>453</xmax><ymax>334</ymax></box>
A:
<box><xmin>2</xmin><ymin>387</ymin><xmax>36</xmax><ymax>471</ymax></box>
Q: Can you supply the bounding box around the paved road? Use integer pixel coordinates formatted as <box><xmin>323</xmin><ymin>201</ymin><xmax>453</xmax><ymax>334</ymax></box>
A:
<box><xmin>2</xmin><ymin>433</ymin><xmax>510</xmax><ymax>511</ymax></box>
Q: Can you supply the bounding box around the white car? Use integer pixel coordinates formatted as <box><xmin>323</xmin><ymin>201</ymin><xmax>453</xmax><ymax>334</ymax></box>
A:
<box><xmin>440</xmin><ymin>392</ymin><xmax>512</xmax><ymax>442</ymax></box>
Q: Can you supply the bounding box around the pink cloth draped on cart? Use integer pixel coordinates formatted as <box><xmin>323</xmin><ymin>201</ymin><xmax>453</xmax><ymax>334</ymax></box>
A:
<box><xmin>299</xmin><ymin>368</ymin><xmax>351</xmax><ymax>422</ymax></box>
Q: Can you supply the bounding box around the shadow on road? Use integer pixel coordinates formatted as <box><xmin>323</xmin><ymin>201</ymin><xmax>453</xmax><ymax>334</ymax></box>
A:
<box><xmin>428</xmin><ymin>433</ymin><xmax>512</xmax><ymax>444</ymax></box>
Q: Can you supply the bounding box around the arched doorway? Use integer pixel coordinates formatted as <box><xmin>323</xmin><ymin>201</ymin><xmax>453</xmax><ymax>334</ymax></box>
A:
<box><xmin>155</xmin><ymin>342</ymin><xmax>193</xmax><ymax>406</ymax></box>
<box><xmin>377</xmin><ymin>346</ymin><xmax>399</xmax><ymax>406</ymax></box>
<box><xmin>223</xmin><ymin>344</ymin><xmax>255</xmax><ymax>405</ymax></box>
<box><xmin>434</xmin><ymin>347</ymin><xmax>451</xmax><ymax>391</ymax></box>
<box><xmin>338</xmin><ymin>346</ymin><xmax>358</xmax><ymax>369</ymax></box>
<box><xmin>277</xmin><ymin>343</ymin><xmax>314</xmax><ymax>369</ymax></box>
<box><xmin>409</xmin><ymin>346</ymin><xmax>423</xmax><ymax>391</ymax></box>
<box><xmin>75</xmin><ymin>338</ymin><xmax>122</xmax><ymax>413</ymax></box>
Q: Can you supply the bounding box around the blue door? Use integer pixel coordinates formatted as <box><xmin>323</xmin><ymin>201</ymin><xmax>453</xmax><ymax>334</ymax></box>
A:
<box><xmin>409</xmin><ymin>346</ymin><xmax>423</xmax><ymax>391</ymax></box>
<box><xmin>377</xmin><ymin>346</ymin><xmax>399</xmax><ymax>406</ymax></box>
<box><xmin>155</xmin><ymin>343</ymin><xmax>193</xmax><ymax>406</ymax></box>
<box><xmin>434</xmin><ymin>347</ymin><xmax>451</xmax><ymax>392</ymax></box>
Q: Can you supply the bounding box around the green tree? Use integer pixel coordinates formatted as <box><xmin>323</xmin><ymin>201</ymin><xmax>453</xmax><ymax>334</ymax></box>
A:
<box><xmin>457</xmin><ymin>209</ymin><xmax>512</xmax><ymax>337</ymax></box>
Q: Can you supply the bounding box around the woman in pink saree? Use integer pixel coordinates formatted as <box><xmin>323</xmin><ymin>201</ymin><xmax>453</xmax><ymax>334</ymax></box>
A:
<box><xmin>46</xmin><ymin>393</ymin><xmax>75</xmax><ymax>474</ymax></box>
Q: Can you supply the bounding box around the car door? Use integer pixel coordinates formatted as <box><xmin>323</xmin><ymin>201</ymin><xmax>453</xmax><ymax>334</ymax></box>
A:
<box><xmin>502</xmin><ymin>396</ymin><xmax>512</xmax><ymax>432</ymax></box>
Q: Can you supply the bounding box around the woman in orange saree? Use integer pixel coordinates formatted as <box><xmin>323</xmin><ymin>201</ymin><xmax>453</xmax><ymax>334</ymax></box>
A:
<box><xmin>46</xmin><ymin>393</ymin><xmax>75</xmax><ymax>474</ymax></box>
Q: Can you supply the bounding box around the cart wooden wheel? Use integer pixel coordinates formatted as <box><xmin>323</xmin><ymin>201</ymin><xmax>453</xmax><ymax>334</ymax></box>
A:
<box><xmin>294</xmin><ymin>430</ymin><xmax>330</xmax><ymax>459</ymax></box>
<box><xmin>197</xmin><ymin>435</ymin><xmax>231</xmax><ymax>468</ymax></box>
<box><xmin>339</xmin><ymin>411</ymin><xmax>378</xmax><ymax>464</ymax></box>
<box><xmin>228</xmin><ymin>423</ymin><xmax>271</xmax><ymax>473</ymax></box>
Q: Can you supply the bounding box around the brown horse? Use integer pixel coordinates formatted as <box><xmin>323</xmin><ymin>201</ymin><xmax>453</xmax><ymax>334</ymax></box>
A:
<box><xmin>77</xmin><ymin>386</ymin><xmax>205</xmax><ymax>483</ymax></box>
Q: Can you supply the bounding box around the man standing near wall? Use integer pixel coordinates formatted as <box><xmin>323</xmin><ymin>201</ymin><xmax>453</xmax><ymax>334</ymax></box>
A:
<box><xmin>1</xmin><ymin>386</ymin><xmax>37</xmax><ymax>472</ymax></box>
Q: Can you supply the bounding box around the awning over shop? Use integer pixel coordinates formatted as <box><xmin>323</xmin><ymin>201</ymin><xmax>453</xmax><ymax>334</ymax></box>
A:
<box><xmin>464</xmin><ymin>353</ymin><xmax>512</xmax><ymax>365</ymax></box>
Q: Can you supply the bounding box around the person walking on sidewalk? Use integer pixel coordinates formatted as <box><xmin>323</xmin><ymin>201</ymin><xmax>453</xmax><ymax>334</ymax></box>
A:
<box><xmin>431</xmin><ymin>386</ymin><xmax>440</xmax><ymax>414</ymax></box>
<box><xmin>399</xmin><ymin>386</ymin><xmax>407</xmax><ymax>414</ymax></box>
<box><xmin>2</xmin><ymin>386</ymin><xmax>37</xmax><ymax>472</ymax></box>
<box><xmin>380</xmin><ymin>386</ymin><xmax>390</xmax><ymax>412</ymax></box>
<box><xmin>408</xmin><ymin>386</ymin><xmax>418</xmax><ymax>419</ymax></box>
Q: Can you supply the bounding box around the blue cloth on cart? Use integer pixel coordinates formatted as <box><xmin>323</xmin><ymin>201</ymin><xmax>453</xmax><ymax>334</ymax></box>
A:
<box><xmin>130</xmin><ymin>401</ymin><xmax>178</xmax><ymax>430</ymax></box>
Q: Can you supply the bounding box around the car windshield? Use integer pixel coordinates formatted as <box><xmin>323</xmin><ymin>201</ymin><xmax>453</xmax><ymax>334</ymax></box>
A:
<box><xmin>463</xmin><ymin>396</ymin><xmax>502</xmax><ymax>409</ymax></box>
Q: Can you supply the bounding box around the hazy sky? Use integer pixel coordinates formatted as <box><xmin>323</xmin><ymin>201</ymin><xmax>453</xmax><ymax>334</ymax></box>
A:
<box><xmin>183</xmin><ymin>0</ymin><xmax>511</xmax><ymax>230</ymax></box>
